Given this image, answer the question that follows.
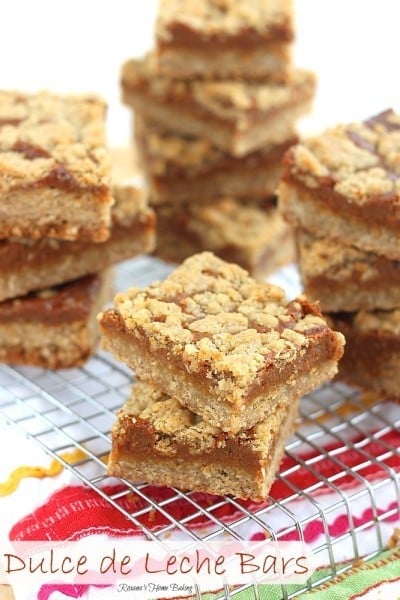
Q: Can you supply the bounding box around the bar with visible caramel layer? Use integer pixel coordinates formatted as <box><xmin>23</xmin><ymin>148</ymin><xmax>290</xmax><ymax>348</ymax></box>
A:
<box><xmin>135</xmin><ymin>117</ymin><xmax>296</xmax><ymax>204</ymax></box>
<box><xmin>279</xmin><ymin>110</ymin><xmax>400</xmax><ymax>260</ymax></box>
<box><xmin>0</xmin><ymin>149</ymin><xmax>155</xmax><ymax>302</ymax></box>
<box><xmin>0</xmin><ymin>91</ymin><xmax>112</xmax><ymax>241</ymax></box>
<box><xmin>99</xmin><ymin>252</ymin><xmax>344</xmax><ymax>433</ymax></box>
<box><xmin>122</xmin><ymin>55</ymin><xmax>315</xmax><ymax>157</ymax></box>
<box><xmin>154</xmin><ymin>198</ymin><xmax>295</xmax><ymax>279</ymax></box>
<box><xmin>0</xmin><ymin>271</ymin><xmax>112</xmax><ymax>369</ymax></box>
<box><xmin>329</xmin><ymin>310</ymin><xmax>400</xmax><ymax>401</ymax></box>
<box><xmin>296</xmin><ymin>230</ymin><xmax>400</xmax><ymax>312</ymax></box>
<box><xmin>156</xmin><ymin>0</ymin><xmax>293</xmax><ymax>82</ymax></box>
<box><xmin>108</xmin><ymin>381</ymin><xmax>298</xmax><ymax>501</ymax></box>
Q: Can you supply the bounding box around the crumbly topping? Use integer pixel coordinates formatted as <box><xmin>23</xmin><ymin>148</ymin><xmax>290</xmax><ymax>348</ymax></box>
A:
<box><xmin>110</xmin><ymin>147</ymin><xmax>149</xmax><ymax>224</ymax></box>
<box><xmin>110</xmin><ymin>252</ymin><xmax>333</xmax><ymax>391</ymax></box>
<box><xmin>116</xmin><ymin>380</ymin><xmax>284</xmax><ymax>455</ymax></box>
<box><xmin>136</xmin><ymin>118</ymin><xmax>292</xmax><ymax>176</ymax></box>
<box><xmin>122</xmin><ymin>55</ymin><xmax>315</xmax><ymax>120</ymax></box>
<box><xmin>287</xmin><ymin>110</ymin><xmax>400</xmax><ymax>203</ymax></box>
<box><xmin>157</xmin><ymin>0</ymin><xmax>293</xmax><ymax>41</ymax></box>
<box><xmin>353</xmin><ymin>308</ymin><xmax>400</xmax><ymax>336</ymax></box>
<box><xmin>0</xmin><ymin>90</ymin><xmax>110</xmax><ymax>194</ymax></box>
<box><xmin>297</xmin><ymin>230</ymin><xmax>396</xmax><ymax>283</ymax></box>
<box><xmin>137</xmin><ymin>118</ymin><xmax>217</xmax><ymax>175</ymax></box>
<box><xmin>161</xmin><ymin>199</ymin><xmax>288</xmax><ymax>250</ymax></box>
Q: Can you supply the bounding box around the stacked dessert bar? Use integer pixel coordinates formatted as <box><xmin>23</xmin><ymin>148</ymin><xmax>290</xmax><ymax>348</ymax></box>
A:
<box><xmin>0</xmin><ymin>91</ymin><xmax>155</xmax><ymax>369</ymax></box>
<box><xmin>121</xmin><ymin>0</ymin><xmax>316</xmax><ymax>279</ymax></box>
<box><xmin>279</xmin><ymin>109</ymin><xmax>400</xmax><ymax>399</ymax></box>
<box><xmin>100</xmin><ymin>252</ymin><xmax>344</xmax><ymax>500</ymax></box>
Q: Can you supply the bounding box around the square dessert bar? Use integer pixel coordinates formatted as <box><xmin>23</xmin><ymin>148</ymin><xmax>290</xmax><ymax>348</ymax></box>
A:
<box><xmin>156</xmin><ymin>0</ymin><xmax>294</xmax><ymax>82</ymax></box>
<box><xmin>108</xmin><ymin>381</ymin><xmax>298</xmax><ymax>501</ymax></box>
<box><xmin>100</xmin><ymin>252</ymin><xmax>344</xmax><ymax>433</ymax></box>
<box><xmin>135</xmin><ymin>117</ymin><xmax>297</xmax><ymax>204</ymax></box>
<box><xmin>329</xmin><ymin>310</ymin><xmax>400</xmax><ymax>400</ymax></box>
<box><xmin>0</xmin><ymin>149</ymin><xmax>155</xmax><ymax>302</ymax></box>
<box><xmin>0</xmin><ymin>90</ymin><xmax>113</xmax><ymax>241</ymax></box>
<box><xmin>0</xmin><ymin>271</ymin><xmax>112</xmax><ymax>369</ymax></box>
<box><xmin>154</xmin><ymin>198</ymin><xmax>295</xmax><ymax>279</ymax></box>
<box><xmin>122</xmin><ymin>55</ymin><xmax>315</xmax><ymax>156</ymax></box>
<box><xmin>297</xmin><ymin>230</ymin><xmax>400</xmax><ymax>313</ymax></box>
<box><xmin>279</xmin><ymin>109</ymin><xmax>400</xmax><ymax>260</ymax></box>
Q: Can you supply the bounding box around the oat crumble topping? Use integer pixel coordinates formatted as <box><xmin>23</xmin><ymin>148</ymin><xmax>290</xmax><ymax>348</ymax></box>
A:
<box><xmin>122</xmin><ymin>56</ymin><xmax>315</xmax><ymax>120</ymax></box>
<box><xmin>288</xmin><ymin>110</ymin><xmax>400</xmax><ymax>203</ymax></box>
<box><xmin>0</xmin><ymin>90</ymin><xmax>110</xmax><ymax>193</ymax></box>
<box><xmin>111</xmin><ymin>252</ymin><xmax>332</xmax><ymax>390</ymax></box>
<box><xmin>298</xmin><ymin>231</ymin><xmax>396</xmax><ymax>282</ymax></box>
<box><xmin>157</xmin><ymin>0</ymin><xmax>293</xmax><ymax>40</ymax></box>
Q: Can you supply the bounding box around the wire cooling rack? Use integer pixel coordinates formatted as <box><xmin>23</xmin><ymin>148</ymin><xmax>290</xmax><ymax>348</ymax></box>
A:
<box><xmin>0</xmin><ymin>256</ymin><xmax>399</xmax><ymax>599</ymax></box>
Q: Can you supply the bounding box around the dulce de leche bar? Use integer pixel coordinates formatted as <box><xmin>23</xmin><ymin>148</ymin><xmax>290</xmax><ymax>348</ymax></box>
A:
<box><xmin>156</xmin><ymin>0</ymin><xmax>293</xmax><ymax>82</ymax></box>
<box><xmin>0</xmin><ymin>271</ymin><xmax>112</xmax><ymax>369</ymax></box>
<box><xmin>0</xmin><ymin>150</ymin><xmax>155</xmax><ymax>302</ymax></box>
<box><xmin>135</xmin><ymin>117</ymin><xmax>297</xmax><ymax>204</ymax></box>
<box><xmin>329</xmin><ymin>310</ymin><xmax>400</xmax><ymax>401</ymax></box>
<box><xmin>297</xmin><ymin>230</ymin><xmax>400</xmax><ymax>313</ymax></box>
<box><xmin>108</xmin><ymin>381</ymin><xmax>298</xmax><ymax>501</ymax></box>
<box><xmin>122</xmin><ymin>54</ymin><xmax>315</xmax><ymax>157</ymax></box>
<box><xmin>154</xmin><ymin>198</ymin><xmax>295</xmax><ymax>280</ymax></box>
<box><xmin>279</xmin><ymin>110</ymin><xmax>400</xmax><ymax>260</ymax></box>
<box><xmin>99</xmin><ymin>252</ymin><xmax>344</xmax><ymax>433</ymax></box>
<box><xmin>0</xmin><ymin>91</ymin><xmax>113</xmax><ymax>241</ymax></box>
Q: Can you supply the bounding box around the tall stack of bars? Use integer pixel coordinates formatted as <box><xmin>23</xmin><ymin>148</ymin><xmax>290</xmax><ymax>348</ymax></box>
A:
<box><xmin>0</xmin><ymin>91</ymin><xmax>155</xmax><ymax>369</ymax></box>
<box><xmin>100</xmin><ymin>252</ymin><xmax>344</xmax><ymax>501</ymax></box>
<box><xmin>121</xmin><ymin>0</ymin><xmax>316</xmax><ymax>279</ymax></box>
<box><xmin>279</xmin><ymin>109</ymin><xmax>400</xmax><ymax>400</ymax></box>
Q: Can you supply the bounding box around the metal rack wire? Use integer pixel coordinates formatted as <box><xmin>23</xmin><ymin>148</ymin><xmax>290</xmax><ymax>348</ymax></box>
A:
<box><xmin>0</xmin><ymin>256</ymin><xmax>399</xmax><ymax>599</ymax></box>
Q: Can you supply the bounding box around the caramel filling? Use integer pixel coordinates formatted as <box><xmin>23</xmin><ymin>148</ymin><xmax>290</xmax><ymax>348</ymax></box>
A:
<box><xmin>283</xmin><ymin>172</ymin><xmax>400</xmax><ymax>231</ymax></box>
<box><xmin>101</xmin><ymin>310</ymin><xmax>340</xmax><ymax>408</ymax></box>
<box><xmin>142</xmin><ymin>139</ymin><xmax>295</xmax><ymax>181</ymax></box>
<box><xmin>0</xmin><ymin>274</ymin><xmax>102</xmax><ymax>324</ymax></box>
<box><xmin>0</xmin><ymin>217</ymin><xmax>153</xmax><ymax>274</ymax></box>
<box><xmin>160</xmin><ymin>23</ymin><xmax>293</xmax><ymax>48</ymax></box>
<box><xmin>112</xmin><ymin>414</ymin><xmax>274</xmax><ymax>475</ymax></box>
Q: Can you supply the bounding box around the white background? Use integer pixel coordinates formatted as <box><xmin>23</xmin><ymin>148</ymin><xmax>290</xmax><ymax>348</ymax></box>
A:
<box><xmin>1</xmin><ymin>0</ymin><xmax>400</xmax><ymax>145</ymax></box>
